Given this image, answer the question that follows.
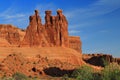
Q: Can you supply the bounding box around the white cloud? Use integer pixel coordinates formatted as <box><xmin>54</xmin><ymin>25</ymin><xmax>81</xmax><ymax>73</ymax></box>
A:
<box><xmin>0</xmin><ymin>6</ymin><xmax>30</xmax><ymax>28</ymax></box>
<box><xmin>69</xmin><ymin>30</ymin><xmax>81</xmax><ymax>34</ymax></box>
<box><xmin>69</xmin><ymin>30</ymin><xmax>82</xmax><ymax>36</ymax></box>
<box><xmin>0</xmin><ymin>14</ymin><xmax>25</xmax><ymax>19</ymax></box>
<box><xmin>64</xmin><ymin>0</ymin><xmax>120</xmax><ymax>36</ymax></box>
<box><xmin>0</xmin><ymin>3</ymin><xmax>58</xmax><ymax>28</ymax></box>
<box><xmin>0</xmin><ymin>6</ymin><xmax>26</xmax><ymax>19</ymax></box>
<box><xmin>7</xmin><ymin>14</ymin><xmax>25</xmax><ymax>19</ymax></box>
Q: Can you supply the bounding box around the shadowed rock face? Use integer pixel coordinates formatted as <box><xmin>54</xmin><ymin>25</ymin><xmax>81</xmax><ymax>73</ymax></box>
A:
<box><xmin>44</xmin><ymin>10</ymin><xmax>69</xmax><ymax>47</ymax></box>
<box><xmin>45</xmin><ymin>10</ymin><xmax>56</xmax><ymax>46</ymax></box>
<box><xmin>82</xmin><ymin>54</ymin><xmax>116</xmax><ymax>67</ymax></box>
<box><xmin>43</xmin><ymin>67</ymin><xmax>74</xmax><ymax>77</ymax></box>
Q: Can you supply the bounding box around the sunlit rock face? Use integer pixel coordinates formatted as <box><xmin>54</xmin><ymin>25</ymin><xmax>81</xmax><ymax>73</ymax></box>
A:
<box><xmin>20</xmin><ymin>9</ymin><xmax>81</xmax><ymax>53</ymax></box>
<box><xmin>0</xmin><ymin>24</ymin><xmax>23</xmax><ymax>47</ymax></box>
<box><xmin>0</xmin><ymin>10</ymin><xmax>82</xmax><ymax>53</ymax></box>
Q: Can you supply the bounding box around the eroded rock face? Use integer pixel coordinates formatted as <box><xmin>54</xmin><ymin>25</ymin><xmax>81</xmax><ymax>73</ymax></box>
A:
<box><xmin>20</xmin><ymin>9</ymin><xmax>70</xmax><ymax>48</ymax></box>
<box><xmin>69</xmin><ymin>36</ymin><xmax>82</xmax><ymax>53</ymax></box>
<box><xmin>0</xmin><ymin>9</ymin><xmax>82</xmax><ymax>52</ymax></box>
<box><xmin>45</xmin><ymin>10</ymin><xmax>56</xmax><ymax>46</ymax></box>
<box><xmin>55</xmin><ymin>9</ymin><xmax>69</xmax><ymax>47</ymax></box>
<box><xmin>0</xmin><ymin>24</ymin><xmax>21</xmax><ymax>46</ymax></box>
<box><xmin>44</xmin><ymin>10</ymin><xmax>69</xmax><ymax>47</ymax></box>
<box><xmin>82</xmin><ymin>54</ymin><xmax>114</xmax><ymax>67</ymax></box>
<box><xmin>0</xmin><ymin>52</ymin><xmax>80</xmax><ymax>77</ymax></box>
<box><xmin>20</xmin><ymin>10</ymin><xmax>49</xmax><ymax>47</ymax></box>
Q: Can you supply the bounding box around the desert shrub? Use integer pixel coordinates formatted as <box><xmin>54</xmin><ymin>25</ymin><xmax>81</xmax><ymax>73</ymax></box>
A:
<box><xmin>101</xmin><ymin>57</ymin><xmax>109</xmax><ymax>67</ymax></box>
<box><xmin>12</xmin><ymin>72</ymin><xmax>28</xmax><ymax>80</ymax></box>
<box><xmin>62</xmin><ymin>74</ymin><xmax>75</xmax><ymax>80</ymax></box>
<box><xmin>1</xmin><ymin>77</ymin><xmax>15</xmax><ymax>80</ymax></box>
<box><xmin>72</xmin><ymin>65</ymin><xmax>94</xmax><ymax>80</ymax></box>
<box><xmin>102</xmin><ymin>63</ymin><xmax>120</xmax><ymax>80</ymax></box>
<box><xmin>62</xmin><ymin>74</ymin><xmax>69</xmax><ymax>80</ymax></box>
<box><xmin>92</xmin><ymin>72</ymin><xmax>102</xmax><ymax>80</ymax></box>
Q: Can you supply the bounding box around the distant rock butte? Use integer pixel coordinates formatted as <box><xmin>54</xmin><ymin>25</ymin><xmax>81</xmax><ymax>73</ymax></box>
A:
<box><xmin>82</xmin><ymin>53</ymin><xmax>120</xmax><ymax>67</ymax></box>
<box><xmin>0</xmin><ymin>10</ymin><xmax>82</xmax><ymax>53</ymax></box>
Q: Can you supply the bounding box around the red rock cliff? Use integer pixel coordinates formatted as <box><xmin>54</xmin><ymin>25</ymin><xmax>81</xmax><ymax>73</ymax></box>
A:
<box><xmin>44</xmin><ymin>10</ymin><xmax>69</xmax><ymax>47</ymax></box>
<box><xmin>0</xmin><ymin>10</ymin><xmax>82</xmax><ymax>53</ymax></box>
<box><xmin>69</xmin><ymin>36</ymin><xmax>82</xmax><ymax>53</ymax></box>
<box><xmin>0</xmin><ymin>24</ymin><xmax>24</xmax><ymax>47</ymax></box>
<box><xmin>20</xmin><ymin>10</ymin><xmax>73</xmax><ymax>48</ymax></box>
<box><xmin>20</xmin><ymin>10</ymin><xmax>49</xmax><ymax>47</ymax></box>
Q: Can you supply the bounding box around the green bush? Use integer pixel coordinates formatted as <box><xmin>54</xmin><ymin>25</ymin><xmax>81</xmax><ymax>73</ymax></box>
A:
<box><xmin>62</xmin><ymin>74</ymin><xmax>69</xmax><ymax>80</ymax></box>
<box><xmin>12</xmin><ymin>72</ymin><xmax>28</xmax><ymax>80</ymax></box>
<box><xmin>102</xmin><ymin>63</ymin><xmax>120</xmax><ymax>80</ymax></box>
<box><xmin>72</xmin><ymin>65</ymin><xmax>94</xmax><ymax>80</ymax></box>
<box><xmin>1</xmin><ymin>77</ymin><xmax>15</xmax><ymax>80</ymax></box>
<box><xmin>93</xmin><ymin>72</ymin><xmax>102</xmax><ymax>80</ymax></box>
<box><xmin>1</xmin><ymin>63</ymin><xmax>120</xmax><ymax>80</ymax></box>
<box><xmin>101</xmin><ymin>57</ymin><xmax>109</xmax><ymax>67</ymax></box>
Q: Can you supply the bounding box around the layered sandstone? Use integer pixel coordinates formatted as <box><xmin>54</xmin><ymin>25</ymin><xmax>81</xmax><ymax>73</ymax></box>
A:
<box><xmin>69</xmin><ymin>36</ymin><xmax>82</xmax><ymax>53</ymax></box>
<box><xmin>44</xmin><ymin>10</ymin><xmax>69</xmax><ymax>47</ymax></box>
<box><xmin>0</xmin><ymin>24</ymin><xmax>25</xmax><ymax>47</ymax></box>
<box><xmin>0</xmin><ymin>10</ymin><xmax>81</xmax><ymax>53</ymax></box>
<box><xmin>0</xmin><ymin>47</ymin><xmax>83</xmax><ymax>77</ymax></box>
<box><xmin>0</xmin><ymin>47</ymin><xmax>83</xmax><ymax>65</ymax></box>
<box><xmin>55</xmin><ymin>9</ymin><xmax>69</xmax><ymax>47</ymax></box>
<box><xmin>20</xmin><ymin>10</ymin><xmax>49</xmax><ymax>47</ymax></box>
<box><xmin>20</xmin><ymin>9</ymin><xmax>69</xmax><ymax>48</ymax></box>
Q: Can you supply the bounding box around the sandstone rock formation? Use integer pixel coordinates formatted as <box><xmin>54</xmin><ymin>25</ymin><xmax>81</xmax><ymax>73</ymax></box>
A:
<box><xmin>0</xmin><ymin>10</ymin><xmax>83</xmax><ymax>77</ymax></box>
<box><xmin>0</xmin><ymin>47</ymin><xmax>83</xmax><ymax>65</ymax></box>
<box><xmin>44</xmin><ymin>9</ymin><xmax>69</xmax><ymax>47</ymax></box>
<box><xmin>82</xmin><ymin>54</ymin><xmax>115</xmax><ymax>67</ymax></box>
<box><xmin>0</xmin><ymin>51</ymin><xmax>81</xmax><ymax>77</ymax></box>
<box><xmin>1</xmin><ymin>9</ymin><xmax>117</xmax><ymax>78</ymax></box>
<box><xmin>44</xmin><ymin>10</ymin><xmax>56</xmax><ymax>46</ymax></box>
<box><xmin>0</xmin><ymin>10</ymin><xmax>82</xmax><ymax>52</ymax></box>
<box><xmin>20</xmin><ymin>10</ymin><xmax>49</xmax><ymax>47</ymax></box>
<box><xmin>69</xmin><ymin>36</ymin><xmax>82</xmax><ymax>53</ymax></box>
<box><xmin>55</xmin><ymin>9</ymin><xmax>69</xmax><ymax>47</ymax></box>
<box><xmin>20</xmin><ymin>9</ymin><xmax>69</xmax><ymax>48</ymax></box>
<box><xmin>115</xmin><ymin>58</ymin><xmax>120</xmax><ymax>64</ymax></box>
<box><xmin>0</xmin><ymin>46</ymin><xmax>84</xmax><ymax>77</ymax></box>
<box><xmin>0</xmin><ymin>24</ymin><xmax>25</xmax><ymax>47</ymax></box>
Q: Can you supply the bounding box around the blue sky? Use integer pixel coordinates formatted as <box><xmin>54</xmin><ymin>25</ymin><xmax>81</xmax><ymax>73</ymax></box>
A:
<box><xmin>0</xmin><ymin>0</ymin><xmax>120</xmax><ymax>57</ymax></box>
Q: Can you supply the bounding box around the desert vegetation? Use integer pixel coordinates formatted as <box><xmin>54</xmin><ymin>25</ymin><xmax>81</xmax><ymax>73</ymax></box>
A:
<box><xmin>62</xmin><ymin>63</ymin><xmax>120</xmax><ymax>80</ymax></box>
<box><xmin>1</xmin><ymin>63</ymin><xmax>120</xmax><ymax>80</ymax></box>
